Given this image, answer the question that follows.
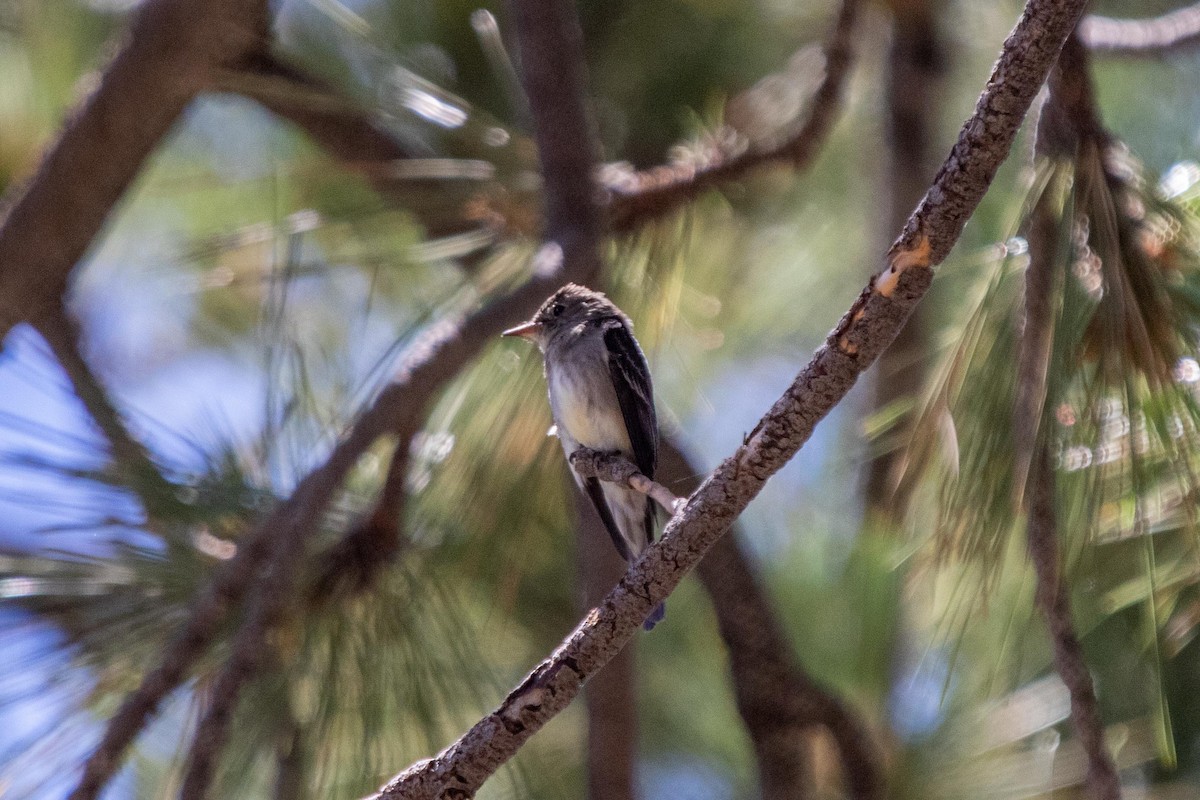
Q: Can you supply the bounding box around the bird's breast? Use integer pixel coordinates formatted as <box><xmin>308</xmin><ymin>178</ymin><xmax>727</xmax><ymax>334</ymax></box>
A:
<box><xmin>547</xmin><ymin>356</ymin><xmax>631</xmax><ymax>453</ymax></box>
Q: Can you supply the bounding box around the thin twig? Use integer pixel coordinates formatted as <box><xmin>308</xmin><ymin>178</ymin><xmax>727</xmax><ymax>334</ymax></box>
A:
<box><xmin>568</xmin><ymin>448</ymin><xmax>683</xmax><ymax>515</ymax></box>
<box><xmin>660</xmin><ymin>440</ymin><xmax>880</xmax><ymax>800</ymax></box>
<box><xmin>373</xmin><ymin>1</ymin><xmax>1090</xmax><ymax>796</ymax></box>
<box><xmin>33</xmin><ymin>303</ymin><xmax>177</xmax><ymax>506</ymax></box>
<box><xmin>0</xmin><ymin>0</ymin><xmax>267</xmax><ymax>341</ymax></box>
<box><xmin>1080</xmin><ymin>2</ymin><xmax>1200</xmax><ymax>56</ymax></box>
<box><xmin>604</xmin><ymin>0</ymin><xmax>861</xmax><ymax>232</ymax></box>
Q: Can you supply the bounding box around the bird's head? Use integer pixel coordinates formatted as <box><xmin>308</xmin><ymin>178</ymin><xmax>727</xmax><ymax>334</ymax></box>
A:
<box><xmin>502</xmin><ymin>283</ymin><xmax>624</xmax><ymax>349</ymax></box>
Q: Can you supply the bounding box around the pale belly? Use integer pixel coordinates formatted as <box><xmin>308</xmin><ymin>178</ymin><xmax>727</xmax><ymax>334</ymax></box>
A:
<box><xmin>547</xmin><ymin>359</ymin><xmax>632</xmax><ymax>455</ymax></box>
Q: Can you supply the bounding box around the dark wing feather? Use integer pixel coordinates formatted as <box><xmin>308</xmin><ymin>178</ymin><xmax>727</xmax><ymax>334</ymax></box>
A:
<box><xmin>602</xmin><ymin>321</ymin><xmax>658</xmax><ymax>478</ymax></box>
<box><xmin>584</xmin><ymin>476</ymin><xmax>632</xmax><ymax>561</ymax></box>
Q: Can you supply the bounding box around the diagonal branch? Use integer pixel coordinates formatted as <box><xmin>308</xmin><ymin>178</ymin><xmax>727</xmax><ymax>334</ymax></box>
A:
<box><xmin>217</xmin><ymin>50</ymin><xmax>508</xmax><ymax>248</ymax></box>
<box><xmin>177</xmin><ymin>0</ymin><xmax>610</xmax><ymax>785</ymax></box>
<box><xmin>67</xmin><ymin>275</ymin><xmax>575</xmax><ymax>800</ymax></box>
<box><xmin>0</xmin><ymin>0</ymin><xmax>267</xmax><ymax>342</ymax></box>
<box><xmin>604</xmin><ymin>0</ymin><xmax>861</xmax><ymax>232</ymax></box>
<box><xmin>373</xmin><ymin>1</ymin><xmax>1090</xmax><ymax>797</ymax></box>
<box><xmin>659</xmin><ymin>440</ymin><xmax>880</xmax><ymax>800</ymax></box>
<box><xmin>33</xmin><ymin>303</ymin><xmax>177</xmax><ymax>507</ymax></box>
<box><xmin>219</xmin><ymin>0</ymin><xmax>861</xmax><ymax>240</ymax></box>
<box><xmin>1080</xmin><ymin>2</ymin><xmax>1200</xmax><ymax>56</ymax></box>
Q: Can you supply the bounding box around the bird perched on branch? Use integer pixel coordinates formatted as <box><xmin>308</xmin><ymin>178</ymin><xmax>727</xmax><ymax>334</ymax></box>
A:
<box><xmin>503</xmin><ymin>283</ymin><xmax>664</xmax><ymax>629</ymax></box>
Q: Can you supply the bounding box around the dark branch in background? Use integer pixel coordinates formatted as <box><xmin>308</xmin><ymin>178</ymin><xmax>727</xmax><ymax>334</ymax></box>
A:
<box><xmin>604</xmin><ymin>0</ymin><xmax>861</xmax><ymax>232</ymax></box>
<box><xmin>659</xmin><ymin>440</ymin><xmax>881</xmax><ymax>800</ymax></box>
<box><xmin>1027</xmin><ymin>452</ymin><xmax>1121</xmax><ymax>800</ymax></box>
<box><xmin>374</xmin><ymin>0</ymin><xmax>1090</xmax><ymax>797</ymax></box>
<box><xmin>573</xmin><ymin>490</ymin><xmax>637</xmax><ymax>800</ymax></box>
<box><xmin>179</xmin><ymin>526</ymin><xmax>302</xmax><ymax>798</ymax></box>
<box><xmin>217</xmin><ymin>50</ymin><xmax>507</xmax><ymax>247</ymax></box>
<box><xmin>864</xmin><ymin>0</ymin><xmax>945</xmax><ymax>520</ymax></box>
<box><xmin>0</xmin><ymin>0</ymin><xmax>267</xmax><ymax>341</ymax></box>
<box><xmin>506</xmin><ymin>0</ymin><xmax>602</xmax><ymax>275</ymax></box>
<box><xmin>311</xmin><ymin>0</ymin><xmax>608</xmax><ymax>603</ymax></box>
<box><xmin>1080</xmin><ymin>2</ymin><xmax>1200</xmax><ymax>57</ymax></box>
<box><xmin>222</xmin><ymin>49</ymin><xmax>416</xmax><ymax>163</ymax></box>
<box><xmin>1019</xmin><ymin>33</ymin><xmax>1122</xmax><ymax>800</ymax></box>
<box><xmin>218</xmin><ymin>0</ymin><xmax>861</xmax><ymax>240</ymax></box>
<box><xmin>69</xmin><ymin>278</ymin><xmax>578</xmax><ymax>800</ymax></box>
<box><xmin>33</xmin><ymin>304</ymin><xmax>177</xmax><ymax>507</ymax></box>
<box><xmin>309</xmin><ymin>437</ymin><xmax>410</xmax><ymax>602</ymax></box>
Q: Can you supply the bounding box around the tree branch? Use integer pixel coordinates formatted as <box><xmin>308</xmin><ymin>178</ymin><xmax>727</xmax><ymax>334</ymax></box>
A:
<box><xmin>0</xmin><ymin>0</ymin><xmax>267</xmax><ymax>342</ymax></box>
<box><xmin>572</xmin><ymin>490</ymin><xmax>638</xmax><ymax>800</ymax></box>
<box><xmin>604</xmin><ymin>0</ymin><xmax>861</xmax><ymax>232</ymax></box>
<box><xmin>1079</xmin><ymin>2</ymin><xmax>1200</xmax><ymax>56</ymax></box>
<box><xmin>507</xmin><ymin>0</ymin><xmax>602</xmax><ymax>276</ymax></box>
<box><xmin>217</xmin><ymin>50</ymin><xmax>506</xmax><ymax>248</ymax></box>
<box><xmin>863</xmin><ymin>0</ymin><xmax>945</xmax><ymax>519</ymax></box>
<box><xmin>33</xmin><ymin>303</ymin><xmax>177</xmax><ymax>507</ymax></box>
<box><xmin>68</xmin><ymin>275</ymin><xmax>575</xmax><ymax>800</ymax></box>
<box><xmin>372</xmin><ymin>1</ymin><xmax>1089</xmax><ymax>797</ymax></box>
<box><xmin>1018</xmin><ymin>32</ymin><xmax>1122</xmax><ymax>800</ymax></box>
<box><xmin>568</xmin><ymin>448</ymin><xmax>682</xmax><ymax>515</ymax></box>
<box><xmin>179</xmin><ymin>526</ymin><xmax>304</xmax><ymax>800</ymax></box>
<box><xmin>1027</xmin><ymin>451</ymin><xmax>1122</xmax><ymax>800</ymax></box>
<box><xmin>659</xmin><ymin>440</ymin><xmax>881</xmax><ymax>800</ymax></box>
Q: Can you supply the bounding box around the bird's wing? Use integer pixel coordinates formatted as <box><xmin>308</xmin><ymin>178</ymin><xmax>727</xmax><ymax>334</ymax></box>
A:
<box><xmin>583</xmin><ymin>477</ymin><xmax>633</xmax><ymax>561</ymax></box>
<box><xmin>602</xmin><ymin>319</ymin><xmax>658</xmax><ymax>478</ymax></box>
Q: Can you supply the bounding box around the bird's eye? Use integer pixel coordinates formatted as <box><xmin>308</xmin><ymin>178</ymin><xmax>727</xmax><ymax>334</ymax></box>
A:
<box><xmin>551</xmin><ymin>302</ymin><xmax>565</xmax><ymax>317</ymax></box>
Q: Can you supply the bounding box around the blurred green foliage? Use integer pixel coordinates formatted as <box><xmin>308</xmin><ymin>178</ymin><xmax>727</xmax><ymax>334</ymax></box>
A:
<box><xmin>5</xmin><ymin>0</ymin><xmax>1200</xmax><ymax>798</ymax></box>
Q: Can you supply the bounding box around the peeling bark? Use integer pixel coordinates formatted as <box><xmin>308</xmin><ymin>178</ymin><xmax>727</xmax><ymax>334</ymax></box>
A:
<box><xmin>864</xmin><ymin>0</ymin><xmax>945</xmax><ymax>520</ymax></box>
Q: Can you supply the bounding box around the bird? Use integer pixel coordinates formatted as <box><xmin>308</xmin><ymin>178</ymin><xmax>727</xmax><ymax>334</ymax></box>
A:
<box><xmin>503</xmin><ymin>283</ymin><xmax>665</xmax><ymax>629</ymax></box>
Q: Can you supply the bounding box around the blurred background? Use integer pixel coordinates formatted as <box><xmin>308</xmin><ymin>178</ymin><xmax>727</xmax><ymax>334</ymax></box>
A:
<box><xmin>4</xmin><ymin>0</ymin><xmax>1200</xmax><ymax>797</ymax></box>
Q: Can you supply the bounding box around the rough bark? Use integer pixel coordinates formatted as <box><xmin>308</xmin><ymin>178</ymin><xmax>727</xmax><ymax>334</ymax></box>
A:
<box><xmin>0</xmin><ymin>0</ymin><xmax>267</xmax><ymax>342</ymax></box>
<box><xmin>1080</xmin><ymin>3</ymin><xmax>1200</xmax><ymax>56</ymax></box>
<box><xmin>660</xmin><ymin>441</ymin><xmax>881</xmax><ymax>800</ymax></box>
<box><xmin>864</xmin><ymin>0</ymin><xmax>945</xmax><ymax>520</ymax></box>
<box><xmin>371</xmin><ymin>2</ymin><xmax>1090</xmax><ymax>797</ymax></box>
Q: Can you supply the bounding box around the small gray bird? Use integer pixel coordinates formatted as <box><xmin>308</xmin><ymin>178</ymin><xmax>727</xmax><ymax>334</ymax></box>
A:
<box><xmin>503</xmin><ymin>283</ymin><xmax>664</xmax><ymax>629</ymax></box>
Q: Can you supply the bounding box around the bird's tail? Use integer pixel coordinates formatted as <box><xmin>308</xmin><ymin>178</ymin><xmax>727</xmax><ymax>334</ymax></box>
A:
<box><xmin>643</xmin><ymin>601</ymin><xmax>666</xmax><ymax>631</ymax></box>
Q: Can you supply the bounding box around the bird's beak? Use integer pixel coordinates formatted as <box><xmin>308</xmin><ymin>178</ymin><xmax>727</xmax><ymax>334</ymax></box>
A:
<box><xmin>502</xmin><ymin>321</ymin><xmax>542</xmax><ymax>340</ymax></box>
